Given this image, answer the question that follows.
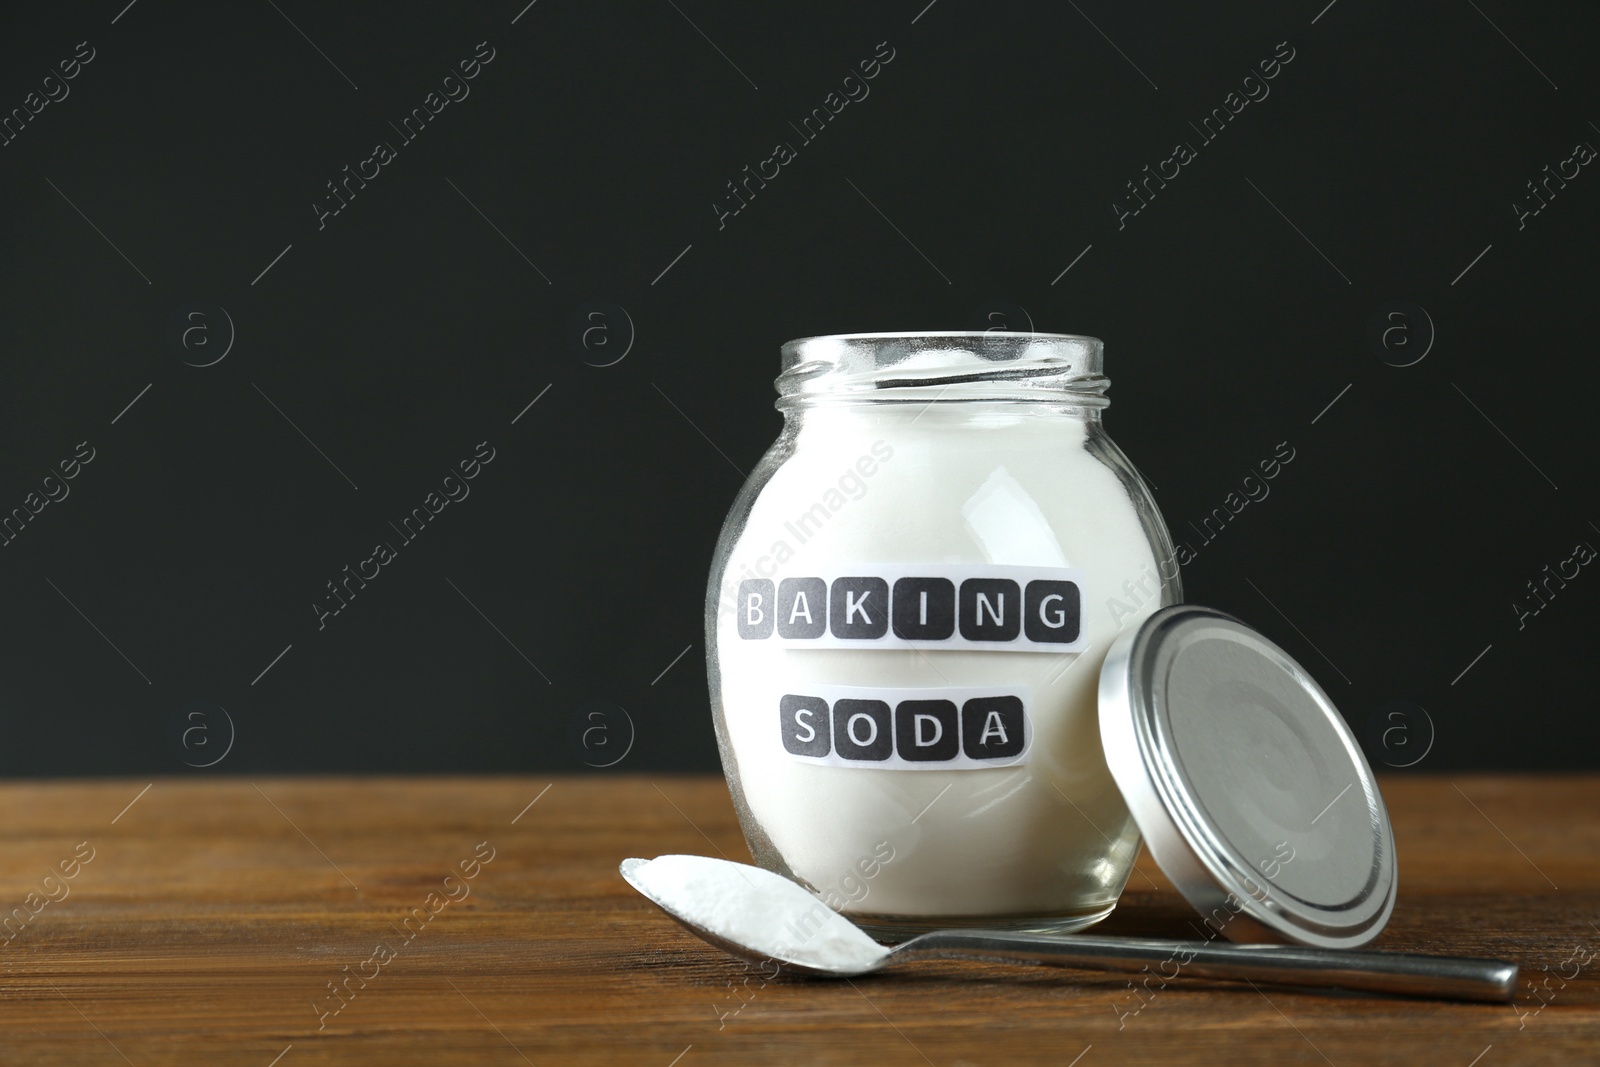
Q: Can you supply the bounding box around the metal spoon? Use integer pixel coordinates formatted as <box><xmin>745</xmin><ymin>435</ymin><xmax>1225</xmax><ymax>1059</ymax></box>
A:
<box><xmin>620</xmin><ymin>855</ymin><xmax>1516</xmax><ymax>1003</ymax></box>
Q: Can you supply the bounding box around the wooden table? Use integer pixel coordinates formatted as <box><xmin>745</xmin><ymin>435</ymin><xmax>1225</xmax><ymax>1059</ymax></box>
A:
<box><xmin>0</xmin><ymin>775</ymin><xmax>1594</xmax><ymax>1065</ymax></box>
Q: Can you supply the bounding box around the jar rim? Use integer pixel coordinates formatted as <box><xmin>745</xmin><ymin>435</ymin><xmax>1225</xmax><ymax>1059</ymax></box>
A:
<box><xmin>781</xmin><ymin>329</ymin><xmax>1102</xmax><ymax>348</ymax></box>
<box><xmin>776</xmin><ymin>332</ymin><xmax>1109</xmax><ymax>408</ymax></box>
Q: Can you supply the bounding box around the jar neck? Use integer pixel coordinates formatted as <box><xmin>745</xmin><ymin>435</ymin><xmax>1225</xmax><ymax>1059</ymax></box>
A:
<box><xmin>775</xmin><ymin>333</ymin><xmax>1110</xmax><ymax>413</ymax></box>
<box><xmin>785</xmin><ymin>400</ymin><xmax>1104</xmax><ymax>430</ymax></box>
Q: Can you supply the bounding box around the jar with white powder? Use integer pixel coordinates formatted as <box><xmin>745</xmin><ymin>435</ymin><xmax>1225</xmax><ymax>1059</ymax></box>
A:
<box><xmin>706</xmin><ymin>333</ymin><xmax>1180</xmax><ymax>936</ymax></box>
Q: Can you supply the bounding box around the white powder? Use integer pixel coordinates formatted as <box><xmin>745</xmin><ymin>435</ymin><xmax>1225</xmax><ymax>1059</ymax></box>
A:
<box><xmin>624</xmin><ymin>854</ymin><xmax>888</xmax><ymax>973</ymax></box>
<box><xmin>711</xmin><ymin>396</ymin><xmax>1167</xmax><ymax>920</ymax></box>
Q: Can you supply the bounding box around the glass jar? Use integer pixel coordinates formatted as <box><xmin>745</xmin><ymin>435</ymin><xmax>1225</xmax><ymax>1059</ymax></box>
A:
<box><xmin>705</xmin><ymin>333</ymin><xmax>1180</xmax><ymax>938</ymax></box>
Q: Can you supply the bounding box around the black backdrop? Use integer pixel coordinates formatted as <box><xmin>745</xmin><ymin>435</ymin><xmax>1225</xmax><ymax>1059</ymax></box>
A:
<box><xmin>1</xmin><ymin>0</ymin><xmax>1595</xmax><ymax>777</ymax></box>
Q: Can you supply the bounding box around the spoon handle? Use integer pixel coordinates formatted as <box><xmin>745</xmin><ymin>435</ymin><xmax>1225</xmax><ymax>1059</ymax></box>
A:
<box><xmin>895</xmin><ymin>931</ymin><xmax>1518</xmax><ymax>1003</ymax></box>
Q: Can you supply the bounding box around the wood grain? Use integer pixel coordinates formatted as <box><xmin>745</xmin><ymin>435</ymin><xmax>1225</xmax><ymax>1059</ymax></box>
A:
<box><xmin>0</xmin><ymin>775</ymin><xmax>1594</xmax><ymax>1065</ymax></box>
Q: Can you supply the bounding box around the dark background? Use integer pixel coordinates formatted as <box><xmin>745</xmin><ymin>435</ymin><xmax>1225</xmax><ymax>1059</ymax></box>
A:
<box><xmin>1</xmin><ymin>0</ymin><xmax>1594</xmax><ymax>777</ymax></box>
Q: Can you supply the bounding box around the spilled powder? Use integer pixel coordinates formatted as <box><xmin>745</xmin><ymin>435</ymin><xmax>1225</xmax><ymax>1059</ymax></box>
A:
<box><xmin>626</xmin><ymin>854</ymin><xmax>888</xmax><ymax>973</ymax></box>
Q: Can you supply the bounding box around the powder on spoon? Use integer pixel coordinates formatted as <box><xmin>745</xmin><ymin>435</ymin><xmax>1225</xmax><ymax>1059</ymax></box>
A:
<box><xmin>624</xmin><ymin>854</ymin><xmax>889</xmax><ymax>974</ymax></box>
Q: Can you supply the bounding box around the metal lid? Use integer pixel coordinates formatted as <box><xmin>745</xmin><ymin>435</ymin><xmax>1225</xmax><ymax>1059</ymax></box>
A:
<box><xmin>1098</xmin><ymin>605</ymin><xmax>1397</xmax><ymax>949</ymax></box>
